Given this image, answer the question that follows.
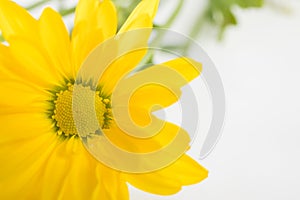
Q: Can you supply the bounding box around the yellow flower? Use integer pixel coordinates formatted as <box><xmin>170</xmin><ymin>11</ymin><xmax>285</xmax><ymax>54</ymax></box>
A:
<box><xmin>0</xmin><ymin>0</ymin><xmax>208</xmax><ymax>199</ymax></box>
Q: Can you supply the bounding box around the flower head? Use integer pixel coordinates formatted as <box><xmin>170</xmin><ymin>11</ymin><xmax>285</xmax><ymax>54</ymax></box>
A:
<box><xmin>0</xmin><ymin>0</ymin><xmax>208</xmax><ymax>199</ymax></box>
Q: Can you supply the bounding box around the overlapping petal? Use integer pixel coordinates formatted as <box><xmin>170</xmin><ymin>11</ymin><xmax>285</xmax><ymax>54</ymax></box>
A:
<box><xmin>0</xmin><ymin>127</ymin><xmax>57</xmax><ymax>199</ymax></box>
<box><xmin>98</xmin><ymin>0</ymin><xmax>160</xmax><ymax>94</ymax></box>
<box><xmin>124</xmin><ymin>154</ymin><xmax>208</xmax><ymax>195</ymax></box>
<box><xmin>39</xmin><ymin>7</ymin><xmax>73</xmax><ymax>79</ymax></box>
<box><xmin>112</xmin><ymin>57</ymin><xmax>201</xmax><ymax>111</ymax></box>
<box><xmin>0</xmin><ymin>2</ymin><xmax>70</xmax><ymax>88</ymax></box>
<box><xmin>72</xmin><ymin>0</ymin><xmax>117</xmax><ymax>71</ymax></box>
<box><xmin>9</xmin><ymin>36</ymin><xmax>64</xmax><ymax>86</ymax></box>
<box><xmin>0</xmin><ymin>0</ymin><xmax>38</xmax><ymax>42</ymax></box>
<box><xmin>39</xmin><ymin>137</ymin><xmax>99</xmax><ymax>200</ymax></box>
<box><xmin>118</xmin><ymin>0</ymin><xmax>159</xmax><ymax>33</ymax></box>
<box><xmin>0</xmin><ymin>0</ymin><xmax>207</xmax><ymax>199</ymax></box>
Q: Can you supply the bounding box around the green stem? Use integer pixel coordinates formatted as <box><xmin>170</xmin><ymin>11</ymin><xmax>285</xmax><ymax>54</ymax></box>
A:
<box><xmin>189</xmin><ymin>13</ymin><xmax>206</xmax><ymax>40</ymax></box>
<box><xmin>25</xmin><ymin>0</ymin><xmax>51</xmax><ymax>10</ymax></box>
<box><xmin>59</xmin><ymin>7</ymin><xmax>76</xmax><ymax>16</ymax></box>
<box><xmin>164</xmin><ymin>0</ymin><xmax>184</xmax><ymax>28</ymax></box>
<box><xmin>0</xmin><ymin>34</ymin><xmax>4</xmax><ymax>42</ymax></box>
<box><xmin>182</xmin><ymin>9</ymin><xmax>207</xmax><ymax>53</ymax></box>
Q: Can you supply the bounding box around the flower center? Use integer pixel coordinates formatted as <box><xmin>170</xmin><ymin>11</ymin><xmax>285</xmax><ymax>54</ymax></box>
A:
<box><xmin>51</xmin><ymin>83</ymin><xmax>112</xmax><ymax>137</ymax></box>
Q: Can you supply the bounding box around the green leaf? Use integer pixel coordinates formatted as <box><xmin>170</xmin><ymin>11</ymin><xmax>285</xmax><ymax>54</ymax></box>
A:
<box><xmin>205</xmin><ymin>0</ymin><xmax>264</xmax><ymax>38</ymax></box>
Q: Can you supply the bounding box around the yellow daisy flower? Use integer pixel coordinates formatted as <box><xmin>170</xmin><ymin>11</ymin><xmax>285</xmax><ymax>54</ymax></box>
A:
<box><xmin>0</xmin><ymin>0</ymin><xmax>208</xmax><ymax>199</ymax></box>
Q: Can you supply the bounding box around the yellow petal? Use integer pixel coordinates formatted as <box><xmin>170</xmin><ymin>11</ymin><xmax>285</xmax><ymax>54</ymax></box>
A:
<box><xmin>72</xmin><ymin>0</ymin><xmax>117</xmax><ymax>71</ymax></box>
<box><xmin>0</xmin><ymin>132</ymin><xmax>57</xmax><ymax>199</ymax></box>
<box><xmin>0</xmin><ymin>79</ymin><xmax>48</xmax><ymax>115</ymax></box>
<box><xmin>157</xmin><ymin>154</ymin><xmax>208</xmax><ymax>185</ymax></box>
<box><xmin>161</xmin><ymin>57</ymin><xmax>202</xmax><ymax>84</ymax></box>
<box><xmin>124</xmin><ymin>155</ymin><xmax>208</xmax><ymax>195</ymax></box>
<box><xmin>80</xmin><ymin>28</ymin><xmax>150</xmax><ymax>95</ymax></box>
<box><xmin>72</xmin><ymin>21</ymin><xmax>104</xmax><ymax>72</ymax></box>
<box><xmin>74</xmin><ymin>0</ymin><xmax>98</xmax><ymax>23</ymax></box>
<box><xmin>118</xmin><ymin>0</ymin><xmax>159</xmax><ymax>33</ymax></box>
<box><xmin>0</xmin><ymin>113</ymin><xmax>53</xmax><ymax>144</ymax></box>
<box><xmin>38</xmin><ymin>137</ymin><xmax>128</xmax><ymax>200</ymax></box>
<box><xmin>129</xmin><ymin>84</ymin><xmax>181</xmax><ymax>112</ymax></box>
<box><xmin>0</xmin><ymin>45</ymin><xmax>49</xmax><ymax>112</ymax></box>
<box><xmin>94</xmin><ymin>0</ymin><xmax>117</xmax><ymax>38</ymax></box>
<box><xmin>93</xmin><ymin>165</ymin><xmax>129</xmax><ymax>200</ymax></box>
<box><xmin>48</xmin><ymin>137</ymin><xmax>100</xmax><ymax>200</ymax></box>
<box><xmin>9</xmin><ymin>37</ymin><xmax>64</xmax><ymax>87</ymax></box>
<box><xmin>0</xmin><ymin>40</ymin><xmax>48</xmax><ymax>94</ymax></box>
<box><xmin>99</xmin><ymin>2</ymin><xmax>156</xmax><ymax>91</ymax></box>
<box><xmin>104</xmin><ymin>122</ymin><xmax>160</xmax><ymax>153</ymax></box>
<box><xmin>105</xmin><ymin>119</ymin><xmax>190</xmax><ymax>153</ymax></box>
<box><xmin>39</xmin><ymin>138</ymin><xmax>79</xmax><ymax>199</ymax></box>
<box><xmin>112</xmin><ymin>57</ymin><xmax>201</xmax><ymax>110</ymax></box>
<box><xmin>39</xmin><ymin>7</ymin><xmax>73</xmax><ymax>79</ymax></box>
<box><xmin>100</xmin><ymin>48</ymin><xmax>148</xmax><ymax>95</ymax></box>
<box><xmin>0</xmin><ymin>0</ymin><xmax>38</xmax><ymax>42</ymax></box>
<box><xmin>131</xmin><ymin>57</ymin><xmax>202</xmax><ymax>89</ymax></box>
<box><xmin>125</xmin><ymin>171</ymin><xmax>181</xmax><ymax>195</ymax></box>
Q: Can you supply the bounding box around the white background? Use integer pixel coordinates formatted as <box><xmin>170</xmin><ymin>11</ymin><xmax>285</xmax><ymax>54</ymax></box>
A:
<box><xmin>12</xmin><ymin>0</ymin><xmax>300</xmax><ymax>199</ymax></box>
<box><xmin>133</xmin><ymin>0</ymin><xmax>300</xmax><ymax>199</ymax></box>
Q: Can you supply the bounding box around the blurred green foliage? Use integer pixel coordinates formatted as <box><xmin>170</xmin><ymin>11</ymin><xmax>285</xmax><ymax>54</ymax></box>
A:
<box><xmin>204</xmin><ymin>0</ymin><xmax>264</xmax><ymax>38</ymax></box>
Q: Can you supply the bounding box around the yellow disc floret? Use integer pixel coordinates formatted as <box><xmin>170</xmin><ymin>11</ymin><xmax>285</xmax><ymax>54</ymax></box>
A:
<box><xmin>52</xmin><ymin>83</ymin><xmax>112</xmax><ymax>137</ymax></box>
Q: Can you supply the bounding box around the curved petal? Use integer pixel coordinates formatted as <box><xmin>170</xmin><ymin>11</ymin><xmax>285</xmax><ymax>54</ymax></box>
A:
<box><xmin>161</xmin><ymin>57</ymin><xmax>202</xmax><ymax>84</ymax></box>
<box><xmin>129</xmin><ymin>84</ymin><xmax>181</xmax><ymax>112</ymax></box>
<box><xmin>100</xmin><ymin>48</ymin><xmax>148</xmax><ymax>95</ymax></box>
<box><xmin>72</xmin><ymin>0</ymin><xmax>117</xmax><ymax>71</ymax></box>
<box><xmin>0</xmin><ymin>0</ymin><xmax>38</xmax><ymax>42</ymax></box>
<box><xmin>37</xmin><ymin>137</ymin><xmax>129</xmax><ymax>200</ymax></box>
<box><xmin>112</xmin><ymin>57</ymin><xmax>201</xmax><ymax>111</ymax></box>
<box><xmin>155</xmin><ymin>154</ymin><xmax>208</xmax><ymax>185</ymax></box>
<box><xmin>105</xmin><ymin>119</ymin><xmax>190</xmax><ymax>153</ymax></box>
<box><xmin>39</xmin><ymin>7</ymin><xmax>73</xmax><ymax>79</ymax></box>
<box><xmin>124</xmin><ymin>155</ymin><xmax>208</xmax><ymax>195</ymax></box>
<box><xmin>118</xmin><ymin>0</ymin><xmax>159</xmax><ymax>33</ymax></box>
<box><xmin>130</xmin><ymin>57</ymin><xmax>202</xmax><ymax>89</ymax></box>
<box><xmin>97</xmin><ymin>0</ymin><xmax>160</xmax><ymax>94</ymax></box>
<box><xmin>94</xmin><ymin>0</ymin><xmax>117</xmax><ymax>38</ymax></box>
<box><xmin>75</xmin><ymin>0</ymin><xmax>117</xmax><ymax>35</ymax></box>
<box><xmin>125</xmin><ymin>171</ymin><xmax>182</xmax><ymax>195</ymax></box>
<box><xmin>104</xmin><ymin>123</ymin><xmax>160</xmax><ymax>153</ymax></box>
